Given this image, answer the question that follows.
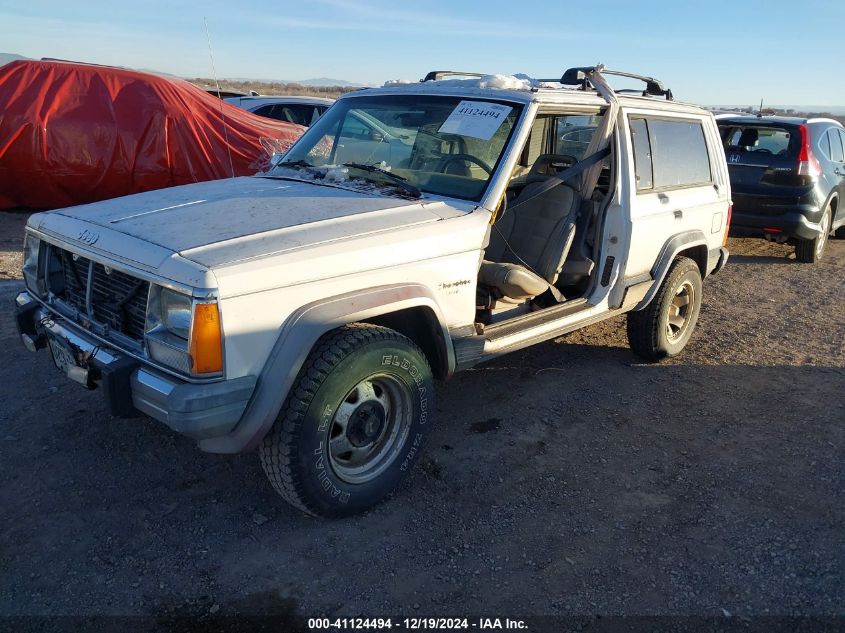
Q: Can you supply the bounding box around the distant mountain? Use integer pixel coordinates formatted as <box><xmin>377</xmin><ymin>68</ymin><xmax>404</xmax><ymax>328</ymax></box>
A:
<box><xmin>138</xmin><ymin>68</ymin><xmax>180</xmax><ymax>78</ymax></box>
<box><xmin>296</xmin><ymin>77</ymin><xmax>361</xmax><ymax>87</ymax></box>
<box><xmin>0</xmin><ymin>52</ymin><xmax>31</xmax><ymax>67</ymax></box>
<box><xmin>219</xmin><ymin>76</ymin><xmax>364</xmax><ymax>87</ymax></box>
<box><xmin>711</xmin><ymin>104</ymin><xmax>845</xmax><ymax>116</ymax></box>
<box><xmin>0</xmin><ymin>55</ymin><xmax>361</xmax><ymax>86</ymax></box>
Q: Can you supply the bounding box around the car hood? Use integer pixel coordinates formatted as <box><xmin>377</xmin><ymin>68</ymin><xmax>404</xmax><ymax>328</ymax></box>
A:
<box><xmin>37</xmin><ymin>176</ymin><xmax>469</xmax><ymax>268</ymax></box>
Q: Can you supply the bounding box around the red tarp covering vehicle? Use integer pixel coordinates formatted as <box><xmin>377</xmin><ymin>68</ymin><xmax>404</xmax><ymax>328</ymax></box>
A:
<box><xmin>0</xmin><ymin>59</ymin><xmax>305</xmax><ymax>210</ymax></box>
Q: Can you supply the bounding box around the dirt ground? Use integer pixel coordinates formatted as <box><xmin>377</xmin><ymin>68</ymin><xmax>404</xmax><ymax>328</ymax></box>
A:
<box><xmin>0</xmin><ymin>211</ymin><xmax>26</xmax><ymax>280</ymax></box>
<box><xmin>0</xmin><ymin>211</ymin><xmax>843</xmax><ymax>624</ymax></box>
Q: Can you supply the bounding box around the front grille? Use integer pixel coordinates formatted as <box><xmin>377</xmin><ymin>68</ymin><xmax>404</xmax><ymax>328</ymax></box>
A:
<box><xmin>52</xmin><ymin>247</ymin><xmax>150</xmax><ymax>341</ymax></box>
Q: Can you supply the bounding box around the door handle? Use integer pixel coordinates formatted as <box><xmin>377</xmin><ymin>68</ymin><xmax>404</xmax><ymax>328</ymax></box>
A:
<box><xmin>658</xmin><ymin>193</ymin><xmax>670</xmax><ymax>204</ymax></box>
<box><xmin>673</xmin><ymin>210</ymin><xmax>683</xmax><ymax>219</ymax></box>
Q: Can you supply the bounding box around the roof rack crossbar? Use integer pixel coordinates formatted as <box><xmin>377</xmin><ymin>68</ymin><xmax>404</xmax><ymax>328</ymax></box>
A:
<box><xmin>561</xmin><ymin>66</ymin><xmax>673</xmax><ymax>101</ymax></box>
<box><xmin>422</xmin><ymin>70</ymin><xmax>485</xmax><ymax>82</ymax></box>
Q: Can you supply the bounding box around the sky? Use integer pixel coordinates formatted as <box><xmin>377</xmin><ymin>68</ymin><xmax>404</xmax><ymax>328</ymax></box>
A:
<box><xmin>1</xmin><ymin>0</ymin><xmax>844</xmax><ymax>106</ymax></box>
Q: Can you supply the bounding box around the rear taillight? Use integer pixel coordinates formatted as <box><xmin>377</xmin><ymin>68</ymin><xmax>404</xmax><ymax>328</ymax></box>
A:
<box><xmin>797</xmin><ymin>124</ymin><xmax>822</xmax><ymax>179</ymax></box>
<box><xmin>723</xmin><ymin>204</ymin><xmax>732</xmax><ymax>246</ymax></box>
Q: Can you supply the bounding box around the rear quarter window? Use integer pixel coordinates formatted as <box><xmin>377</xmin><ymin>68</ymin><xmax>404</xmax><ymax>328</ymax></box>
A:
<box><xmin>828</xmin><ymin>129</ymin><xmax>844</xmax><ymax>163</ymax></box>
<box><xmin>629</xmin><ymin>116</ymin><xmax>712</xmax><ymax>191</ymax></box>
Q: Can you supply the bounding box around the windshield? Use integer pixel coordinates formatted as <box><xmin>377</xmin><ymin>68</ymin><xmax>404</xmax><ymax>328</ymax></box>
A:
<box><xmin>272</xmin><ymin>94</ymin><xmax>522</xmax><ymax>201</ymax></box>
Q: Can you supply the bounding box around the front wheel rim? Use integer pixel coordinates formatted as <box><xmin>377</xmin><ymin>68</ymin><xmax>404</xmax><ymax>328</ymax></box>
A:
<box><xmin>666</xmin><ymin>280</ymin><xmax>695</xmax><ymax>342</ymax></box>
<box><xmin>328</xmin><ymin>373</ymin><xmax>413</xmax><ymax>485</ymax></box>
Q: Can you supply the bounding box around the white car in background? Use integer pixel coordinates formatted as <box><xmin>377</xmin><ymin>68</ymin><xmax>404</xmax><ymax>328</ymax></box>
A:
<box><xmin>225</xmin><ymin>95</ymin><xmax>334</xmax><ymax>127</ymax></box>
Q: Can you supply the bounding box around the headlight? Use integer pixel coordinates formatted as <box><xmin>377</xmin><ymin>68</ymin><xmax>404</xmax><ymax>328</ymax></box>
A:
<box><xmin>22</xmin><ymin>234</ymin><xmax>39</xmax><ymax>271</ymax></box>
<box><xmin>145</xmin><ymin>285</ymin><xmax>223</xmax><ymax>376</ymax></box>
<box><xmin>22</xmin><ymin>234</ymin><xmax>44</xmax><ymax>296</ymax></box>
<box><xmin>160</xmin><ymin>288</ymin><xmax>192</xmax><ymax>340</ymax></box>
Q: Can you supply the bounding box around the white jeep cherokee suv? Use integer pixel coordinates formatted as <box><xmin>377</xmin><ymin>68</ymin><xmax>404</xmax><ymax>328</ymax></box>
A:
<box><xmin>16</xmin><ymin>67</ymin><xmax>730</xmax><ymax>516</ymax></box>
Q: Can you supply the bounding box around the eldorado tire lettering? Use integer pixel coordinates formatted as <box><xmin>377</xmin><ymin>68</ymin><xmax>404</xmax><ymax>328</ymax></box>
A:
<box><xmin>400</xmin><ymin>432</ymin><xmax>424</xmax><ymax>472</ymax></box>
<box><xmin>380</xmin><ymin>354</ymin><xmax>429</xmax><ymax>422</ymax></box>
<box><xmin>318</xmin><ymin>403</ymin><xmax>333</xmax><ymax>433</ymax></box>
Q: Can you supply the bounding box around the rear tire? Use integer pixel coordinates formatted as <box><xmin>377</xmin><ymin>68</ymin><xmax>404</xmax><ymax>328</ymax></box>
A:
<box><xmin>259</xmin><ymin>324</ymin><xmax>434</xmax><ymax>517</ymax></box>
<box><xmin>627</xmin><ymin>256</ymin><xmax>703</xmax><ymax>362</ymax></box>
<box><xmin>796</xmin><ymin>205</ymin><xmax>831</xmax><ymax>263</ymax></box>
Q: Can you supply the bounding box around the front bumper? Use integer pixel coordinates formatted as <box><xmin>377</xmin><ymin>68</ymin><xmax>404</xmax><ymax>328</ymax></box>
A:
<box><xmin>15</xmin><ymin>291</ymin><xmax>256</xmax><ymax>441</ymax></box>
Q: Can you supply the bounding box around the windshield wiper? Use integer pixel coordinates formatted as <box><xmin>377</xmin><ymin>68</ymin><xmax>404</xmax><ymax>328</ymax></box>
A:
<box><xmin>343</xmin><ymin>162</ymin><xmax>421</xmax><ymax>198</ymax></box>
<box><xmin>275</xmin><ymin>159</ymin><xmax>317</xmax><ymax>171</ymax></box>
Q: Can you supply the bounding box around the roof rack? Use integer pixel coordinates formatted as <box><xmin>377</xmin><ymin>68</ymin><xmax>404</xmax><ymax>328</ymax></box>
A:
<box><xmin>421</xmin><ymin>70</ymin><xmax>486</xmax><ymax>82</ymax></box>
<box><xmin>561</xmin><ymin>66</ymin><xmax>673</xmax><ymax>101</ymax></box>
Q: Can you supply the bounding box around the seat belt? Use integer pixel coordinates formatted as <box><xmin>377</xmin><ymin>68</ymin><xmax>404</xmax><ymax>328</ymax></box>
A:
<box><xmin>507</xmin><ymin>146</ymin><xmax>610</xmax><ymax>214</ymax></box>
<box><xmin>494</xmin><ymin>146</ymin><xmax>611</xmax><ymax>303</ymax></box>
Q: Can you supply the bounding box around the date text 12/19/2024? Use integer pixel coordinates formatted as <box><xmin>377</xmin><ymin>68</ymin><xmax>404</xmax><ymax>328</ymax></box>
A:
<box><xmin>308</xmin><ymin>618</ymin><xmax>529</xmax><ymax>630</ymax></box>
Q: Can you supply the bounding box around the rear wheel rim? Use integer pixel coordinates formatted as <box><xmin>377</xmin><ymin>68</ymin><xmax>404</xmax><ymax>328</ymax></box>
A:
<box><xmin>666</xmin><ymin>280</ymin><xmax>695</xmax><ymax>342</ymax></box>
<box><xmin>816</xmin><ymin>208</ymin><xmax>831</xmax><ymax>258</ymax></box>
<box><xmin>328</xmin><ymin>374</ymin><xmax>413</xmax><ymax>485</ymax></box>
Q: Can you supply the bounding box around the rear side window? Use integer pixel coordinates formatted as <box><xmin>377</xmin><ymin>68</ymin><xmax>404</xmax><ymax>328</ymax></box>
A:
<box><xmin>821</xmin><ymin>130</ymin><xmax>832</xmax><ymax>158</ymax></box>
<box><xmin>629</xmin><ymin>117</ymin><xmax>712</xmax><ymax>191</ymax></box>
<box><xmin>828</xmin><ymin>129</ymin><xmax>844</xmax><ymax>163</ymax></box>
<box><xmin>283</xmin><ymin>105</ymin><xmax>319</xmax><ymax>127</ymax></box>
<box><xmin>253</xmin><ymin>104</ymin><xmax>275</xmax><ymax>118</ymax></box>
<box><xmin>252</xmin><ymin>104</ymin><xmax>318</xmax><ymax>126</ymax></box>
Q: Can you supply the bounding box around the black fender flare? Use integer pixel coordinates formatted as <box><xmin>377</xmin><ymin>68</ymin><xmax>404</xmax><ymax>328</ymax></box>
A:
<box><xmin>198</xmin><ymin>283</ymin><xmax>453</xmax><ymax>454</ymax></box>
<box><xmin>633</xmin><ymin>230</ymin><xmax>708</xmax><ymax>311</ymax></box>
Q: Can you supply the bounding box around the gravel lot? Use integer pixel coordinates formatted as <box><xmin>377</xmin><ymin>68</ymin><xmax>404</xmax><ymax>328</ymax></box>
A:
<box><xmin>0</xmin><ymin>211</ymin><xmax>843</xmax><ymax>624</ymax></box>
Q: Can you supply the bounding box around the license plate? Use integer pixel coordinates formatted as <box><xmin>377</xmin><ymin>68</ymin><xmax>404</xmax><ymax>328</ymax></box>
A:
<box><xmin>47</xmin><ymin>333</ymin><xmax>78</xmax><ymax>375</ymax></box>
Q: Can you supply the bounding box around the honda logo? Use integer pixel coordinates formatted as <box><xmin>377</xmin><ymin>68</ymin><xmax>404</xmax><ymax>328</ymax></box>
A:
<box><xmin>728</xmin><ymin>154</ymin><xmax>741</xmax><ymax>164</ymax></box>
<box><xmin>77</xmin><ymin>229</ymin><xmax>100</xmax><ymax>246</ymax></box>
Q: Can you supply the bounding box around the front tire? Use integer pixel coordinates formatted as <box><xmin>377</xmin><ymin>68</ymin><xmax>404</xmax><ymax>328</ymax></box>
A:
<box><xmin>796</xmin><ymin>205</ymin><xmax>831</xmax><ymax>263</ymax></box>
<box><xmin>627</xmin><ymin>256</ymin><xmax>703</xmax><ymax>362</ymax></box>
<box><xmin>259</xmin><ymin>324</ymin><xmax>434</xmax><ymax>517</ymax></box>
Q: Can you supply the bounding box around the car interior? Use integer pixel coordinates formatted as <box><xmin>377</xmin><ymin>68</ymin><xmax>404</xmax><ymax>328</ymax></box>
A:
<box><xmin>330</xmin><ymin>110</ymin><xmax>518</xmax><ymax>201</ymax></box>
<box><xmin>291</xmin><ymin>103</ymin><xmax>615</xmax><ymax>326</ymax></box>
<box><xmin>474</xmin><ymin>111</ymin><xmax>614</xmax><ymax>326</ymax></box>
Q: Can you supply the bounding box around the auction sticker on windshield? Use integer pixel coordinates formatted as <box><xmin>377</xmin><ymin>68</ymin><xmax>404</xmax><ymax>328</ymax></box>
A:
<box><xmin>438</xmin><ymin>101</ymin><xmax>513</xmax><ymax>140</ymax></box>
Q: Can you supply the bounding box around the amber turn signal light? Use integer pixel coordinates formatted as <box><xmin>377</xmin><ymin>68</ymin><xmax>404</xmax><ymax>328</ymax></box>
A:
<box><xmin>189</xmin><ymin>302</ymin><xmax>223</xmax><ymax>374</ymax></box>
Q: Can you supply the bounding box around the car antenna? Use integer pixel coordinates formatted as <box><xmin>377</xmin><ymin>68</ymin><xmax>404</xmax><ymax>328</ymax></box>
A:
<box><xmin>204</xmin><ymin>17</ymin><xmax>236</xmax><ymax>179</ymax></box>
<box><xmin>757</xmin><ymin>98</ymin><xmax>764</xmax><ymax>118</ymax></box>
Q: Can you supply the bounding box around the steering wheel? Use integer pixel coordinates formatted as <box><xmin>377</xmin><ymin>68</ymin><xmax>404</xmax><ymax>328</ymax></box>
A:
<box><xmin>753</xmin><ymin>148</ymin><xmax>772</xmax><ymax>154</ymax></box>
<box><xmin>436</xmin><ymin>154</ymin><xmax>493</xmax><ymax>175</ymax></box>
